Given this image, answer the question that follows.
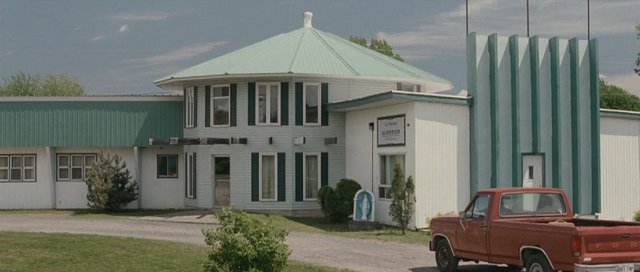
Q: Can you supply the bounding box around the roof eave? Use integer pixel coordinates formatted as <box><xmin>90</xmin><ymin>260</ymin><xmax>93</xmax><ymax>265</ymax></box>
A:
<box><xmin>328</xmin><ymin>90</ymin><xmax>472</xmax><ymax>112</ymax></box>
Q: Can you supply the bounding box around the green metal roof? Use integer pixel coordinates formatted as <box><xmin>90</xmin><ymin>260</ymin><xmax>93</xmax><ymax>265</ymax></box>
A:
<box><xmin>155</xmin><ymin>26</ymin><xmax>452</xmax><ymax>91</ymax></box>
<box><xmin>0</xmin><ymin>99</ymin><xmax>183</xmax><ymax>147</ymax></box>
<box><xmin>328</xmin><ymin>91</ymin><xmax>471</xmax><ymax>112</ymax></box>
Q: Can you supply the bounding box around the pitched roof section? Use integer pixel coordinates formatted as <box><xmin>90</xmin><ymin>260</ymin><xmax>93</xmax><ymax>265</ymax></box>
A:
<box><xmin>155</xmin><ymin>26</ymin><xmax>452</xmax><ymax>91</ymax></box>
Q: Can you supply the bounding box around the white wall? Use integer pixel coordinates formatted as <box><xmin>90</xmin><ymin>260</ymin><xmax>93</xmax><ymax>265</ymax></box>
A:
<box><xmin>599</xmin><ymin>116</ymin><xmax>640</xmax><ymax>221</ymax></box>
<box><xmin>0</xmin><ymin>147</ymin><xmax>53</xmax><ymax>209</ymax></box>
<box><xmin>140</xmin><ymin>146</ymin><xmax>185</xmax><ymax>209</ymax></box>
<box><xmin>345</xmin><ymin>102</ymin><xmax>416</xmax><ymax>227</ymax></box>
<box><xmin>414</xmin><ymin>102</ymin><xmax>470</xmax><ymax>229</ymax></box>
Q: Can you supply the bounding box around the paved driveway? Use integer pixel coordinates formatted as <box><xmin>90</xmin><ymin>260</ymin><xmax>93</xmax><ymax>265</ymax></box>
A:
<box><xmin>0</xmin><ymin>214</ymin><xmax>511</xmax><ymax>272</ymax></box>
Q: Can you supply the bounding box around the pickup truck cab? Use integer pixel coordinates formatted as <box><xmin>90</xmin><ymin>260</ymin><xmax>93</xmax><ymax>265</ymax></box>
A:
<box><xmin>430</xmin><ymin>188</ymin><xmax>640</xmax><ymax>272</ymax></box>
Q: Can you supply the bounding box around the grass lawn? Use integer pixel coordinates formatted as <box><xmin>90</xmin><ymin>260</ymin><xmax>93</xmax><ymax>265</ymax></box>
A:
<box><xmin>247</xmin><ymin>213</ymin><xmax>430</xmax><ymax>245</ymax></box>
<box><xmin>0</xmin><ymin>232</ymin><xmax>349</xmax><ymax>272</ymax></box>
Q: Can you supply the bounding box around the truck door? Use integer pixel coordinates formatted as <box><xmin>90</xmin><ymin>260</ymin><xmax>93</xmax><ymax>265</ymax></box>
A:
<box><xmin>456</xmin><ymin>194</ymin><xmax>491</xmax><ymax>261</ymax></box>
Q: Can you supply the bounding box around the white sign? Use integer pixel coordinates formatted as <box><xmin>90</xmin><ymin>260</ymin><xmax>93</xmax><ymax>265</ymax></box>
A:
<box><xmin>377</xmin><ymin>115</ymin><xmax>405</xmax><ymax>147</ymax></box>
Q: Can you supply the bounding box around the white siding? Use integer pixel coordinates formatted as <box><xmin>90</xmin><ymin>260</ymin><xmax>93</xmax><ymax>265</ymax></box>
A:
<box><xmin>140</xmin><ymin>147</ymin><xmax>185</xmax><ymax>209</ymax></box>
<box><xmin>599</xmin><ymin>117</ymin><xmax>640</xmax><ymax>221</ymax></box>
<box><xmin>414</xmin><ymin>102</ymin><xmax>470</xmax><ymax>229</ymax></box>
<box><xmin>0</xmin><ymin>147</ymin><xmax>52</xmax><ymax>209</ymax></box>
<box><xmin>54</xmin><ymin>147</ymin><xmax>135</xmax><ymax>209</ymax></box>
<box><xmin>345</xmin><ymin>102</ymin><xmax>416</xmax><ymax>227</ymax></box>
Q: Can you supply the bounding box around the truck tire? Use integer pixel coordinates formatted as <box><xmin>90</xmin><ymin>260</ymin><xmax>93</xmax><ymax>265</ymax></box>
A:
<box><xmin>525</xmin><ymin>254</ymin><xmax>553</xmax><ymax>272</ymax></box>
<box><xmin>435</xmin><ymin>240</ymin><xmax>459</xmax><ymax>272</ymax></box>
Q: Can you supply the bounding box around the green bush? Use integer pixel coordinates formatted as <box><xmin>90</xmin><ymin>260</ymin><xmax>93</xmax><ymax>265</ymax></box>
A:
<box><xmin>389</xmin><ymin>163</ymin><xmax>416</xmax><ymax>234</ymax></box>
<box><xmin>317</xmin><ymin>179</ymin><xmax>361</xmax><ymax>222</ymax></box>
<box><xmin>634</xmin><ymin>210</ymin><xmax>640</xmax><ymax>222</ymax></box>
<box><xmin>203</xmin><ymin>208</ymin><xmax>290</xmax><ymax>272</ymax></box>
<box><xmin>85</xmin><ymin>153</ymin><xmax>138</xmax><ymax>210</ymax></box>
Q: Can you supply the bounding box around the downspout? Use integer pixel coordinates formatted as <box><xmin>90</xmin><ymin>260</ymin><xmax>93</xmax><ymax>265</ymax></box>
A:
<box><xmin>46</xmin><ymin>146</ymin><xmax>57</xmax><ymax>209</ymax></box>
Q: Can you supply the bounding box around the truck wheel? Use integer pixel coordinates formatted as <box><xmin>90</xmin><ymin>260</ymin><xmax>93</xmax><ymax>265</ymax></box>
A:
<box><xmin>435</xmin><ymin>240</ymin><xmax>459</xmax><ymax>272</ymax></box>
<box><xmin>525</xmin><ymin>254</ymin><xmax>552</xmax><ymax>272</ymax></box>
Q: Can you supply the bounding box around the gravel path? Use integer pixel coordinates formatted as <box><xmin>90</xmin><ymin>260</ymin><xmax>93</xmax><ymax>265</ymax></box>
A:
<box><xmin>0</xmin><ymin>215</ymin><xmax>510</xmax><ymax>272</ymax></box>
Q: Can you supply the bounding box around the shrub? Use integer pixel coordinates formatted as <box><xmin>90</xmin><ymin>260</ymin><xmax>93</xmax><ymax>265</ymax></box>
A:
<box><xmin>317</xmin><ymin>179</ymin><xmax>361</xmax><ymax>223</ymax></box>
<box><xmin>389</xmin><ymin>163</ymin><xmax>416</xmax><ymax>234</ymax></box>
<box><xmin>85</xmin><ymin>153</ymin><xmax>138</xmax><ymax>210</ymax></box>
<box><xmin>203</xmin><ymin>208</ymin><xmax>290</xmax><ymax>272</ymax></box>
<box><xmin>634</xmin><ymin>210</ymin><xmax>640</xmax><ymax>222</ymax></box>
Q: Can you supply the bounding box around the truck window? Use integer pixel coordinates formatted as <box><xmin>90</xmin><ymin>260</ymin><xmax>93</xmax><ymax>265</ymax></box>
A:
<box><xmin>465</xmin><ymin>195</ymin><xmax>490</xmax><ymax>218</ymax></box>
<box><xmin>499</xmin><ymin>192</ymin><xmax>566</xmax><ymax>216</ymax></box>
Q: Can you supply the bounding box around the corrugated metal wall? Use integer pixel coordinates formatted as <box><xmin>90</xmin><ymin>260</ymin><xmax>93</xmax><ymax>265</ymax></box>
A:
<box><xmin>0</xmin><ymin>100</ymin><xmax>183</xmax><ymax>147</ymax></box>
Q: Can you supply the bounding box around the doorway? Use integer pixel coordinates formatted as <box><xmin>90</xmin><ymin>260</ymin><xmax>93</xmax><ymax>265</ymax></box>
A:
<box><xmin>522</xmin><ymin>154</ymin><xmax>544</xmax><ymax>188</ymax></box>
<box><xmin>213</xmin><ymin>156</ymin><xmax>230</xmax><ymax>207</ymax></box>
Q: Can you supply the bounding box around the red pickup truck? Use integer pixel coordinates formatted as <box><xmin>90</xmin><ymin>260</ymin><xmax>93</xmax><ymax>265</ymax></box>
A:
<box><xmin>429</xmin><ymin>188</ymin><xmax>640</xmax><ymax>272</ymax></box>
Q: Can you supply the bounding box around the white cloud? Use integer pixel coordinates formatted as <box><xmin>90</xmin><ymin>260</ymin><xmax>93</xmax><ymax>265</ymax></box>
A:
<box><xmin>377</xmin><ymin>0</ymin><xmax>639</xmax><ymax>61</ymax></box>
<box><xmin>118</xmin><ymin>24</ymin><xmax>129</xmax><ymax>33</ymax></box>
<box><xmin>125</xmin><ymin>41</ymin><xmax>228</xmax><ymax>67</ymax></box>
<box><xmin>110</xmin><ymin>11</ymin><xmax>177</xmax><ymax>21</ymax></box>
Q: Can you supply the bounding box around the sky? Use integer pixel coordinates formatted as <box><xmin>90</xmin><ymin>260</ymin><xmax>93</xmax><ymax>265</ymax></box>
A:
<box><xmin>0</xmin><ymin>0</ymin><xmax>638</xmax><ymax>95</ymax></box>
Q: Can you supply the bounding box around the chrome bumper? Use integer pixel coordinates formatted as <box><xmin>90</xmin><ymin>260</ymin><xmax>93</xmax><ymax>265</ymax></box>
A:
<box><xmin>575</xmin><ymin>263</ymin><xmax>640</xmax><ymax>272</ymax></box>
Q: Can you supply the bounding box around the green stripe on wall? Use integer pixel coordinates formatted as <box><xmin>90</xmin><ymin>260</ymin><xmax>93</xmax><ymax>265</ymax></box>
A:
<box><xmin>205</xmin><ymin>86</ymin><xmax>211</xmax><ymax>127</ymax></box>
<box><xmin>550</xmin><ymin>37</ymin><xmax>562</xmax><ymax>189</ymax></box>
<box><xmin>569</xmin><ymin>38</ymin><xmax>581</xmax><ymax>214</ymax></box>
<box><xmin>277</xmin><ymin>152</ymin><xmax>286</xmax><ymax>202</ymax></box>
<box><xmin>280</xmin><ymin>82</ymin><xmax>289</xmax><ymax>126</ymax></box>
<box><xmin>295</xmin><ymin>82</ymin><xmax>303</xmax><ymax>126</ymax></box>
<box><xmin>230</xmin><ymin>84</ymin><xmax>237</xmax><ymax>127</ymax></box>
<box><xmin>467</xmin><ymin>32</ymin><xmax>479</xmax><ymax>196</ymax></box>
<box><xmin>321</xmin><ymin>83</ymin><xmax>329</xmax><ymax>126</ymax></box>
<box><xmin>589</xmin><ymin>39</ymin><xmax>601</xmax><ymax>213</ymax></box>
<box><xmin>248</xmin><ymin>82</ymin><xmax>256</xmax><ymax>126</ymax></box>
<box><xmin>251</xmin><ymin>153</ymin><xmax>259</xmax><ymax>202</ymax></box>
<box><xmin>530</xmin><ymin>36</ymin><xmax>540</xmax><ymax>153</ymax></box>
<box><xmin>295</xmin><ymin>152</ymin><xmax>303</xmax><ymax>201</ymax></box>
<box><xmin>489</xmin><ymin>34</ymin><xmax>499</xmax><ymax>188</ymax></box>
<box><xmin>509</xmin><ymin>35</ymin><xmax>521</xmax><ymax>188</ymax></box>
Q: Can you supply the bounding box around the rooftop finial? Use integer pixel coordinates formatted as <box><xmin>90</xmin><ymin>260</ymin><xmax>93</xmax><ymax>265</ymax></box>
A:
<box><xmin>303</xmin><ymin>11</ymin><xmax>313</xmax><ymax>28</ymax></box>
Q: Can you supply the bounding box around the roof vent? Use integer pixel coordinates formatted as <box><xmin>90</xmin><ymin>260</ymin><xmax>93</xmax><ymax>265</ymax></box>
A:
<box><xmin>303</xmin><ymin>11</ymin><xmax>313</xmax><ymax>28</ymax></box>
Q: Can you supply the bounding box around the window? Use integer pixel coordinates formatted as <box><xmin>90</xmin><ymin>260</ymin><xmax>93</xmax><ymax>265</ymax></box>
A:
<box><xmin>379</xmin><ymin>154</ymin><xmax>404</xmax><ymax>199</ymax></box>
<box><xmin>465</xmin><ymin>195</ymin><xmax>490</xmax><ymax>218</ymax></box>
<box><xmin>304</xmin><ymin>83</ymin><xmax>321</xmax><ymax>125</ymax></box>
<box><xmin>186</xmin><ymin>153</ymin><xmax>196</xmax><ymax>199</ymax></box>
<box><xmin>499</xmin><ymin>192</ymin><xmax>566</xmax><ymax>217</ymax></box>
<box><xmin>157</xmin><ymin>155</ymin><xmax>178</xmax><ymax>178</ymax></box>
<box><xmin>212</xmin><ymin>85</ymin><xmax>230</xmax><ymax>126</ymax></box>
<box><xmin>304</xmin><ymin>153</ymin><xmax>320</xmax><ymax>200</ymax></box>
<box><xmin>397</xmin><ymin>82</ymin><xmax>420</xmax><ymax>92</ymax></box>
<box><xmin>260</xmin><ymin>154</ymin><xmax>277</xmax><ymax>201</ymax></box>
<box><xmin>0</xmin><ymin>155</ymin><xmax>36</xmax><ymax>182</ymax></box>
<box><xmin>57</xmin><ymin>154</ymin><xmax>96</xmax><ymax>181</ymax></box>
<box><xmin>257</xmin><ymin>83</ymin><xmax>280</xmax><ymax>125</ymax></box>
<box><xmin>185</xmin><ymin>86</ymin><xmax>195</xmax><ymax>128</ymax></box>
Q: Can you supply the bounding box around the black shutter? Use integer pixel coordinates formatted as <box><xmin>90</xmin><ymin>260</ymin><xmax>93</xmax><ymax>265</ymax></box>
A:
<box><xmin>295</xmin><ymin>152</ymin><xmax>303</xmax><ymax>201</ymax></box>
<box><xmin>230</xmin><ymin>84</ymin><xmax>237</xmax><ymax>127</ymax></box>
<box><xmin>277</xmin><ymin>153</ymin><xmax>286</xmax><ymax>202</ymax></box>
<box><xmin>280</xmin><ymin>82</ymin><xmax>289</xmax><ymax>126</ymax></box>
<box><xmin>183</xmin><ymin>88</ymin><xmax>187</xmax><ymax>128</ymax></box>
<box><xmin>184</xmin><ymin>153</ymin><xmax>187</xmax><ymax>197</ymax></box>
<box><xmin>193</xmin><ymin>86</ymin><xmax>198</xmax><ymax>127</ymax></box>
<box><xmin>251</xmin><ymin>153</ymin><xmax>259</xmax><ymax>201</ymax></box>
<box><xmin>295</xmin><ymin>82</ymin><xmax>303</xmax><ymax>126</ymax></box>
<box><xmin>321</xmin><ymin>83</ymin><xmax>328</xmax><ymax>126</ymax></box>
<box><xmin>321</xmin><ymin>152</ymin><xmax>328</xmax><ymax>188</ymax></box>
<box><xmin>248</xmin><ymin>82</ymin><xmax>256</xmax><ymax>126</ymax></box>
<box><xmin>205</xmin><ymin>86</ymin><xmax>211</xmax><ymax>127</ymax></box>
<box><xmin>193</xmin><ymin>153</ymin><xmax>197</xmax><ymax>199</ymax></box>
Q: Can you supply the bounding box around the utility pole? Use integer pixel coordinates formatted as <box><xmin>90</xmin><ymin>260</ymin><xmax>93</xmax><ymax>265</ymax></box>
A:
<box><xmin>466</xmin><ymin>0</ymin><xmax>469</xmax><ymax>35</ymax></box>
<box><xmin>588</xmin><ymin>0</ymin><xmax>591</xmax><ymax>40</ymax></box>
<box><xmin>526</xmin><ymin>0</ymin><xmax>530</xmax><ymax>37</ymax></box>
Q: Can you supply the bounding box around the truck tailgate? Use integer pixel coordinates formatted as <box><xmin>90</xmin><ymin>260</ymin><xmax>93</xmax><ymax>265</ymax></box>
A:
<box><xmin>581</xmin><ymin>226</ymin><xmax>640</xmax><ymax>263</ymax></box>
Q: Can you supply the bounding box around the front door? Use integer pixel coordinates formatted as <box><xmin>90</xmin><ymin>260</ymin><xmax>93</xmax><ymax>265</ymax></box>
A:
<box><xmin>456</xmin><ymin>194</ymin><xmax>491</xmax><ymax>262</ymax></box>
<box><xmin>213</xmin><ymin>156</ymin><xmax>230</xmax><ymax>207</ymax></box>
<box><xmin>522</xmin><ymin>154</ymin><xmax>544</xmax><ymax>188</ymax></box>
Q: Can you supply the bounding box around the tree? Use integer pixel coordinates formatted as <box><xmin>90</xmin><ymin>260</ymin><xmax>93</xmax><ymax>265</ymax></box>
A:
<box><xmin>0</xmin><ymin>72</ymin><xmax>85</xmax><ymax>96</ymax></box>
<box><xmin>388</xmin><ymin>163</ymin><xmax>415</xmax><ymax>234</ymax></box>
<box><xmin>203</xmin><ymin>208</ymin><xmax>290</xmax><ymax>272</ymax></box>
<box><xmin>85</xmin><ymin>153</ymin><xmax>138</xmax><ymax>210</ymax></box>
<box><xmin>600</xmin><ymin>79</ymin><xmax>640</xmax><ymax>112</ymax></box>
<box><xmin>349</xmin><ymin>36</ymin><xmax>404</xmax><ymax>62</ymax></box>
